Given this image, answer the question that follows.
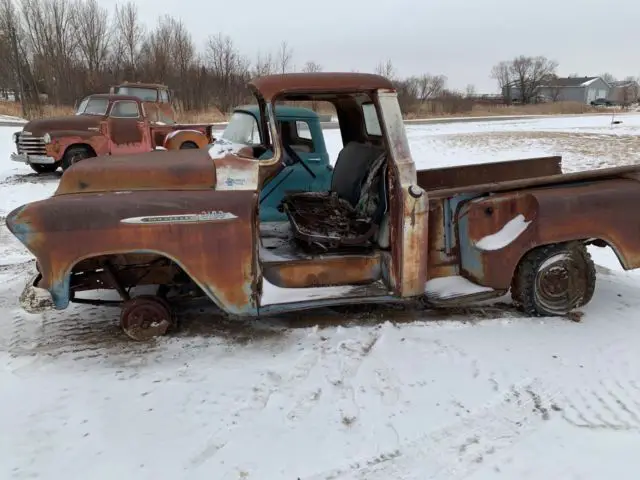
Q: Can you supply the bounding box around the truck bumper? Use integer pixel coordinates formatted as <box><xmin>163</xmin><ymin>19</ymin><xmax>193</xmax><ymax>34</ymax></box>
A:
<box><xmin>19</xmin><ymin>273</ymin><xmax>55</xmax><ymax>313</ymax></box>
<box><xmin>11</xmin><ymin>152</ymin><xmax>57</xmax><ymax>165</ymax></box>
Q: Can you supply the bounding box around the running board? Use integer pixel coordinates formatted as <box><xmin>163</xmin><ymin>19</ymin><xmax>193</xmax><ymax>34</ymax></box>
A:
<box><xmin>424</xmin><ymin>275</ymin><xmax>506</xmax><ymax>307</ymax></box>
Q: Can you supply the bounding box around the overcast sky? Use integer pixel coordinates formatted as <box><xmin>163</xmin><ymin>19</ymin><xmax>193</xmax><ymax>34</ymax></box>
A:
<box><xmin>130</xmin><ymin>0</ymin><xmax>639</xmax><ymax>93</ymax></box>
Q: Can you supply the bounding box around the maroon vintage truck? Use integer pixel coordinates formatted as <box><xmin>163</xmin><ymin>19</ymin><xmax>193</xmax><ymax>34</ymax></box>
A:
<box><xmin>10</xmin><ymin>91</ymin><xmax>215</xmax><ymax>174</ymax></box>
<box><xmin>7</xmin><ymin>72</ymin><xmax>640</xmax><ymax>341</ymax></box>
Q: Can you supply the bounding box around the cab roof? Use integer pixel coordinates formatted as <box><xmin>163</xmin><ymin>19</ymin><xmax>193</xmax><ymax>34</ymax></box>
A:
<box><xmin>248</xmin><ymin>72</ymin><xmax>395</xmax><ymax>101</ymax></box>
<box><xmin>234</xmin><ymin>104</ymin><xmax>319</xmax><ymax>120</ymax></box>
<box><xmin>84</xmin><ymin>93</ymin><xmax>142</xmax><ymax>103</ymax></box>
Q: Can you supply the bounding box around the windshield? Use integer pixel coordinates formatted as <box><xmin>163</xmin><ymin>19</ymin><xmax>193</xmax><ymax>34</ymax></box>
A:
<box><xmin>113</xmin><ymin>86</ymin><xmax>159</xmax><ymax>102</ymax></box>
<box><xmin>76</xmin><ymin>97</ymin><xmax>109</xmax><ymax>116</ymax></box>
<box><xmin>221</xmin><ymin>112</ymin><xmax>261</xmax><ymax>145</ymax></box>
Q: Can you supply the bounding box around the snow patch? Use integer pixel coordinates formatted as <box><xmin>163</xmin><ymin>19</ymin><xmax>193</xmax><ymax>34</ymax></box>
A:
<box><xmin>261</xmin><ymin>278</ymin><xmax>361</xmax><ymax>306</ymax></box>
<box><xmin>208</xmin><ymin>138</ymin><xmax>247</xmax><ymax>159</ymax></box>
<box><xmin>475</xmin><ymin>214</ymin><xmax>531</xmax><ymax>251</ymax></box>
<box><xmin>425</xmin><ymin>275</ymin><xmax>493</xmax><ymax>299</ymax></box>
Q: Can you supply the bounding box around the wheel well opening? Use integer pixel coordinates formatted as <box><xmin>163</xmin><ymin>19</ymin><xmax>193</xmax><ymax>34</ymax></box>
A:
<box><xmin>69</xmin><ymin>253</ymin><xmax>202</xmax><ymax>299</ymax></box>
<box><xmin>584</xmin><ymin>238</ymin><xmax>628</xmax><ymax>270</ymax></box>
<box><xmin>64</xmin><ymin>143</ymin><xmax>97</xmax><ymax>157</ymax></box>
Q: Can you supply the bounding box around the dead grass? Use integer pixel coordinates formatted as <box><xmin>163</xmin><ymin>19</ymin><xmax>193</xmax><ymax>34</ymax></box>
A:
<box><xmin>0</xmin><ymin>99</ymin><xmax>618</xmax><ymax>124</ymax></box>
<box><xmin>0</xmin><ymin>101</ymin><xmax>227</xmax><ymax>123</ymax></box>
<box><xmin>405</xmin><ymin>101</ymin><xmax>608</xmax><ymax>119</ymax></box>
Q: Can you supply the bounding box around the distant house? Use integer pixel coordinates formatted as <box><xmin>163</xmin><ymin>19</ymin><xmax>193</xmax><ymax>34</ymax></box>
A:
<box><xmin>608</xmin><ymin>80</ymin><xmax>640</xmax><ymax>105</ymax></box>
<box><xmin>503</xmin><ymin>76</ymin><xmax>610</xmax><ymax>104</ymax></box>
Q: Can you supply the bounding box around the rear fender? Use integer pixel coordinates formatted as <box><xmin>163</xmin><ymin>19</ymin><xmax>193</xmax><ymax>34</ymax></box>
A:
<box><xmin>456</xmin><ymin>178</ymin><xmax>640</xmax><ymax>289</ymax></box>
<box><xmin>163</xmin><ymin>130</ymin><xmax>209</xmax><ymax>150</ymax></box>
<box><xmin>5</xmin><ymin>189</ymin><xmax>259</xmax><ymax>315</ymax></box>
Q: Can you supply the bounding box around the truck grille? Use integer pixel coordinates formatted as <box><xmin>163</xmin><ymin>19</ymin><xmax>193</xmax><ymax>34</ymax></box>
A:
<box><xmin>17</xmin><ymin>132</ymin><xmax>46</xmax><ymax>155</ymax></box>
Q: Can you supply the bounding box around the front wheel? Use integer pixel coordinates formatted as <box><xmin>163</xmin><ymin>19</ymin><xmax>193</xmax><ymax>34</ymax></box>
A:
<box><xmin>62</xmin><ymin>146</ymin><xmax>95</xmax><ymax>171</ymax></box>
<box><xmin>29</xmin><ymin>162</ymin><xmax>60</xmax><ymax>174</ymax></box>
<box><xmin>511</xmin><ymin>242</ymin><xmax>596</xmax><ymax>317</ymax></box>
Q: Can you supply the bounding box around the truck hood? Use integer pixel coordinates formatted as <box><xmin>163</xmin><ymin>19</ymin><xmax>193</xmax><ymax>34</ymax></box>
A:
<box><xmin>55</xmin><ymin>149</ymin><xmax>217</xmax><ymax>195</ymax></box>
<box><xmin>22</xmin><ymin>115</ymin><xmax>102</xmax><ymax>135</ymax></box>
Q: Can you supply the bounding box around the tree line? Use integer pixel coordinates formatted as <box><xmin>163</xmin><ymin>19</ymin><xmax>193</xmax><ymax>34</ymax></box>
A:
<box><xmin>0</xmin><ymin>0</ymin><xmax>495</xmax><ymax>118</ymax></box>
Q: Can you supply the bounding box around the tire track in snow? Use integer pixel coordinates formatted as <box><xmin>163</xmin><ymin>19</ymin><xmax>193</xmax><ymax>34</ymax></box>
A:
<box><xmin>301</xmin><ymin>377</ymin><xmax>562</xmax><ymax>480</ymax></box>
<box><xmin>188</xmin><ymin>335</ymin><xmax>325</xmax><ymax>469</ymax></box>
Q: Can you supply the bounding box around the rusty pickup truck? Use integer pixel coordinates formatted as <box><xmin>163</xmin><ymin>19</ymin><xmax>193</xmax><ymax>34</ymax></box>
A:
<box><xmin>10</xmin><ymin>93</ymin><xmax>215</xmax><ymax>174</ymax></box>
<box><xmin>7</xmin><ymin>72</ymin><xmax>640</xmax><ymax>341</ymax></box>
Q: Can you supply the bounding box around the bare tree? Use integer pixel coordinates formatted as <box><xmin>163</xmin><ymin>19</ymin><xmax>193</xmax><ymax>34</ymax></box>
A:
<box><xmin>277</xmin><ymin>41</ymin><xmax>293</xmax><ymax>74</ymax></box>
<box><xmin>374</xmin><ymin>59</ymin><xmax>395</xmax><ymax>80</ymax></box>
<box><xmin>509</xmin><ymin>55</ymin><xmax>558</xmax><ymax>104</ymax></box>
<box><xmin>253</xmin><ymin>50</ymin><xmax>275</xmax><ymax>77</ymax></box>
<box><xmin>600</xmin><ymin>72</ymin><xmax>616</xmax><ymax>84</ymax></box>
<box><xmin>206</xmin><ymin>33</ymin><xmax>250</xmax><ymax>113</ymax></box>
<box><xmin>302</xmin><ymin>61</ymin><xmax>322</xmax><ymax>73</ymax></box>
<box><xmin>546</xmin><ymin>75</ymin><xmax>563</xmax><ymax>101</ymax></box>
<box><xmin>0</xmin><ymin>0</ymin><xmax>28</xmax><ymax>114</ymax></box>
<box><xmin>465</xmin><ymin>84</ymin><xmax>476</xmax><ymax>98</ymax></box>
<box><xmin>113</xmin><ymin>1</ymin><xmax>145</xmax><ymax>80</ymax></box>
<box><xmin>21</xmin><ymin>0</ymin><xmax>79</xmax><ymax>103</ymax></box>
<box><xmin>490</xmin><ymin>60</ymin><xmax>512</xmax><ymax>102</ymax></box>
<box><xmin>411</xmin><ymin>73</ymin><xmax>446</xmax><ymax>104</ymax></box>
<box><xmin>74</xmin><ymin>0</ymin><xmax>111</xmax><ymax>89</ymax></box>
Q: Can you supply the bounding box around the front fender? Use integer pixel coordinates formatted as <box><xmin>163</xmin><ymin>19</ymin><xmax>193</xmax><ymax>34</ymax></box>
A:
<box><xmin>5</xmin><ymin>189</ymin><xmax>258</xmax><ymax>315</ymax></box>
<box><xmin>456</xmin><ymin>178</ymin><xmax>640</xmax><ymax>289</ymax></box>
<box><xmin>48</xmin><ymin>131</ymin><xmax>107</xmax><ymax>159</ymax></box>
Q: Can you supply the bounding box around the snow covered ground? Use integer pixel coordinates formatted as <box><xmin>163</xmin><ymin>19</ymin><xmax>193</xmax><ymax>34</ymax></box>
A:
<box><xmin>2</xmin><ymin>114</ymin><xmax>640</xmax><ymax>479</ymax></box>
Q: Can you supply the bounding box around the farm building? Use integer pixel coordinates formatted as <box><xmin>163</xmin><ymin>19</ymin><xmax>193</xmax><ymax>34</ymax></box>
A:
<box><xmin>503</xmin><ymin>76</ymin><xmax>610</xmax><ymax>104</ymax></box>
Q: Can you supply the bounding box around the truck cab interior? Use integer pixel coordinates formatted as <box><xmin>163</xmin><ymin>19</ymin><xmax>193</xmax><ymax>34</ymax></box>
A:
<box><xmin>258</xmin><ymin>92</ymin><xmax>392</xmax><ymax>292</ymax></box>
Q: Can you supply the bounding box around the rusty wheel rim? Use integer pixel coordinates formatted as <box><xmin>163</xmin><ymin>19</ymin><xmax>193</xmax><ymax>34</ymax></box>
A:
<box><xmin>534</xmin><ymin>252</ymin><xmax>587</xmax><ymax>315</ymax></box>
<box><xmin>120</xmin><ymin>297</ymin><xmax>172</xmax><ymax>341</ymax></box>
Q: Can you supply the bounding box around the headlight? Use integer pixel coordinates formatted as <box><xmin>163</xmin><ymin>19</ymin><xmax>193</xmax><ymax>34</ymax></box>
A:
<box><xmin>43</xmin><ymin>133</ymin><xmax>51</xmax><ymax>144</ymax></box>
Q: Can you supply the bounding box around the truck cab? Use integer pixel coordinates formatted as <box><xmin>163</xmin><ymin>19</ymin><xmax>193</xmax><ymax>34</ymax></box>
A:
<box><xmin>109</xmin><ymin>82</ymin><xmax>177</xmax><ymax>124</ymax></box>
<box><xmin>214</xmin><ymin>104</ymin><xmax>332</xmax><ymax>221</ymax></box>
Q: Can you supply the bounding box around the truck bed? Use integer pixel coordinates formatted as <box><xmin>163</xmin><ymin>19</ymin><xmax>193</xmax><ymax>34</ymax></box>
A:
<box><xmin>417</xmin><ymin>156</ymin><xmax>640</xmax><ymax>199</ymax></box>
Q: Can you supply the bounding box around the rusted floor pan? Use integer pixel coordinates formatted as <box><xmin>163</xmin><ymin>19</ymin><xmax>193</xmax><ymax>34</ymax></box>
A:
<box><xmin>259</xmin><ymin>222</ymin><xmax>382</xmax><ymax>288</ymax></box>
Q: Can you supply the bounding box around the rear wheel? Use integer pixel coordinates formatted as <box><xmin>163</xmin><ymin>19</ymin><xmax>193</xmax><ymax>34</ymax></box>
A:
<box><xmin>29</xmin><ymin>162</ymin><xmax>60</xmax><ymax>174</ymax></box>
<box><xmin>62</xmin><ymin>146</ymin><xmax>95</xmax><ymax>171</ymax></box>
<box><xmin>179</xmin><ymin>141</ymin><xmax>199</xmax><ymax>149</ymax></box>
<box><xmin>511</xmin><ymin>242</ymin><xmax>596</xmax><ymax>316</ymax></box>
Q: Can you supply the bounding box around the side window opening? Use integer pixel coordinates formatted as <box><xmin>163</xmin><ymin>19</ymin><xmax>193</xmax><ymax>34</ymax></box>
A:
<box><xmin>362</xmin><ymin>103</ymin><xmax>382</xmax><ymax>136</ymax></box>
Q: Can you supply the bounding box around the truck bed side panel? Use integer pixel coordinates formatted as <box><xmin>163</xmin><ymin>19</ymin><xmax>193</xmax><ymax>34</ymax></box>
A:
<box><xmin>455</xmin><ymin>178</ymin><xmax>640</xmax><ymax>289</ymax></box>
<box><xmin>417</xmin><ymin>156</ymin><xmax>562</xmax><ymax>192</ymax></box>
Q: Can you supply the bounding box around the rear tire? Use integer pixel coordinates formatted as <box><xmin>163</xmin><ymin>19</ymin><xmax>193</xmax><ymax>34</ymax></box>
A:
<box><xmin>511</xmin><ymin>242</ymin><xmax>596</xmax><ymax>316</ymax></box>
<box><xmin>62</xmin><ymin>146</ymin><xmax>95</xmax><ymax>171</ymax></box>
<box><xmin>29</xmin><ymin>162</ymin><xmax>60</xmax><ymax>174</ymax></box>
